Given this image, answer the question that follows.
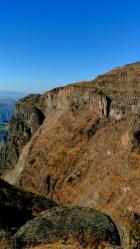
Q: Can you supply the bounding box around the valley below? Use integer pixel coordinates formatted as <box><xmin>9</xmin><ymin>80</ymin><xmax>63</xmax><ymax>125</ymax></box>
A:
<box><xmin>0</xmin><ymin>63</ymin><xmax>140</xmax><ymax>249</ymax></box>
<box><xmin>0</xmin><ymin>92</ymin><xmax>26</xmax><ymax>148</ymax></box>
<box><xmin>0</xmin><ymin>99</ymin><xmax>15</xmax><ymax>148</ymax></box>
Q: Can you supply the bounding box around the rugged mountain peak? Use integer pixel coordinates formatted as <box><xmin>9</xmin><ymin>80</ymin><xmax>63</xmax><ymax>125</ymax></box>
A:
<box><xmin>92</xmin><ymin>61</ymin><xmax>140</xmax><ymax>91</ymax></box>
<box><xmin>0</xmin><ymin>62</ymin><xmax>140</xmax><ymax>248</ymax></box>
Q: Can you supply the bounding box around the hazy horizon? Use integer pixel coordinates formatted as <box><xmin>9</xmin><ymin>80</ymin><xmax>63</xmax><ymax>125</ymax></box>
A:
<box><xmin>0</xmin><ymin>0</ymin><xmax>140</xmax><ymax>92</ymax></box>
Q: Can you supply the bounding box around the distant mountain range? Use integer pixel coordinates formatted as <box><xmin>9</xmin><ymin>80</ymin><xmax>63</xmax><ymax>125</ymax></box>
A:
<box><xmin>0</xmin><ymin>91</ymin><xmax>27</xmax><ymax>100</ymax></box>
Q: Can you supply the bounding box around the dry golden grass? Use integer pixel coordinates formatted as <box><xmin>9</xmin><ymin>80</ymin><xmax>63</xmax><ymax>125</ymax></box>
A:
<box><xmin>27</xmin><ymin>244</ymin><xmax>83</xmax><ymax>249</ymax></box>
<box><xmin>0</xmin><ymin>230</ymin><xmax>13</xmax><ymax>249</ymax></box>
<box><xmin>27</xmin><ymin>242</ymin><xmax>117</xmax><ymax>249</ymax></box>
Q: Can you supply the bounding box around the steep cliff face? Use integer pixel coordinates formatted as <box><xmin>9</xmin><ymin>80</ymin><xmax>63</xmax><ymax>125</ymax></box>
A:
<box><xmin>0</xmin><ymin>62</ymin><xmax>140</xmax><ymax>248</ymax></box>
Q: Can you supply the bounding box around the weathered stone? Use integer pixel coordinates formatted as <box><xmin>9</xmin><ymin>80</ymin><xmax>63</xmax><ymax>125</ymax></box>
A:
<box><xmin>14</xmin><ymin>206</ymin><xmax>121</xmax><ymax>248</ymax></box>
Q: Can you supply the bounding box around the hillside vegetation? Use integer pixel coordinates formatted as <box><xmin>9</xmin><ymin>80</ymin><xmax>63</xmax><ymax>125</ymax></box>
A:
<box><xmin>0</xmin><ymin>62</ymin><xmax>140</xmax><ymax>248</ymax></box>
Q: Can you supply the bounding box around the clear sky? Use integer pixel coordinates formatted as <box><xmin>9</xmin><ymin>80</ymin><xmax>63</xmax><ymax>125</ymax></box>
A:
<box><xmin>0</xmin><ymin>0</ymin><xmax>140</xmax><ymax>93</ymax></box>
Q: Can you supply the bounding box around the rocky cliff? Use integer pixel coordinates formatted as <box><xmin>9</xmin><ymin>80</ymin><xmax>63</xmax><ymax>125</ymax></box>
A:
<box><xmin>0</xmin><ymin>62</ymin><xmax>140</xmax><ymax>248</ymax></box>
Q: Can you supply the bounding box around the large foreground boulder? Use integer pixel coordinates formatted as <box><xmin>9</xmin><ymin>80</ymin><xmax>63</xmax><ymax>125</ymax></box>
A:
<box><xmin>14</xmin><ymin>206</ymin><xmax>121</xmax><ymax>249</ymax></box>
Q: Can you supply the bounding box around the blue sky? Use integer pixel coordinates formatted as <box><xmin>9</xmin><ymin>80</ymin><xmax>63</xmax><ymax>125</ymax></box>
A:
<box><xmin>0</xmin><ymin>0</ymin><xmax>140</xmax><ymax>93</ymax></box>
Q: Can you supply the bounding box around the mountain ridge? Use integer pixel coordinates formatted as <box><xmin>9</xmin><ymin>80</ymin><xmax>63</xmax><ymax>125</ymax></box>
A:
<box><xmin>0</xmin><ymin>62</ymin><xmax>140</xmax><ymax>248</ymax></box>
<box><xmin>0</xmin><ymin>91</ymin><xmax>27</xmax><ymax>101</ymax></box>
